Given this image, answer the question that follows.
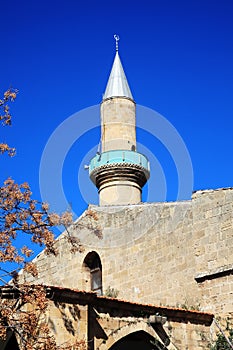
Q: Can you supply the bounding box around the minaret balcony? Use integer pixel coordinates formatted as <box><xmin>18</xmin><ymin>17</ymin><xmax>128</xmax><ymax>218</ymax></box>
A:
<box><xmin>89</xmin><ymin>150</ymin><xmax>150</xmax><ymax>189</ymax></box>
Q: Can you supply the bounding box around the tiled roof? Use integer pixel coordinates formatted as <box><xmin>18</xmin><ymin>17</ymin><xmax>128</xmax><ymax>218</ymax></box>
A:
<box><xmin>0</xmin><ymin>284</ymin><xmax>214</xmax><ymax>325</ymax></box>
<box><xmin>95</xmin><ymin>295</ymin><xmax>213</xmax><ymax>326</ymax></box>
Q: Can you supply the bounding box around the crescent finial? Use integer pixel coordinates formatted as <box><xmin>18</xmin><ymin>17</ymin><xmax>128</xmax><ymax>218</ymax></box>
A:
<box><xmin>114</xmin><ymin>34</ymin><xmax>120</xmax><ymax>52</ymax></box>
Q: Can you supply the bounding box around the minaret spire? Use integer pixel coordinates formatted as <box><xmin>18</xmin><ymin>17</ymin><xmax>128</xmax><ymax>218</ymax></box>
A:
<box><xmin>89</xmin><ymin>37</ymin><xmax>150</xmax><ymax>205</ymax></box>
<box><xmin>103</xmin><ymin>36</ymin><xmax>133</xmax><ymax>100</ymax></box>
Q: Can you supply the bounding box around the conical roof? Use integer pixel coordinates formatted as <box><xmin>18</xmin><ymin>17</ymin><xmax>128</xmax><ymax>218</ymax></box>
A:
<box><xmin>103</xmin><ymin>51</ymin><xmax>133</xmax><ymax>100</ymax></box>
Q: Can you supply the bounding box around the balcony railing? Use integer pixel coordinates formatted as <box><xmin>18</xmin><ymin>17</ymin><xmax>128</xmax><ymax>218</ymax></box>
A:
<box><xmin>89</xmin><ymin>150</ymin><xmax>150</xmax><ymax>174</ymax></box>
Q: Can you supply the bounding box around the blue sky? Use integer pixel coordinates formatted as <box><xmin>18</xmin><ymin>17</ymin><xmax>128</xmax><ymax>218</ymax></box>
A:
<box><xmin>1</xmin><ymin>0</ymin><xmax>233</xmax><ymax>221</ymax></box>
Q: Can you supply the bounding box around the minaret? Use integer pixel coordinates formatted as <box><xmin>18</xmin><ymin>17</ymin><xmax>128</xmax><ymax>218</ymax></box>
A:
<box><xmin>89</xmin><ymin>36</ymin><xmax>150</xmax><ymax>205</ymax></box>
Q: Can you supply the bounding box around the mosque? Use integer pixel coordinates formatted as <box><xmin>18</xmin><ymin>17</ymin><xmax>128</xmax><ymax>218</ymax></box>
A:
<box><xmin>2</xmin><ymin>37</ymin><xmax>233</xmax><ymax>349</ymax></box>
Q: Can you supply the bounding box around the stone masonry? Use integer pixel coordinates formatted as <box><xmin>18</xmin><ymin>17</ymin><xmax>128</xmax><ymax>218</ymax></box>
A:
<box><xmin>19</xmin><ymin>187</ymin><xmax>233</xmax><ymax>348</ymax></box>
<box><xmin>100</xmin><ymin>97</ymin><xmax>136</xmax><ymax>152</ymax></box>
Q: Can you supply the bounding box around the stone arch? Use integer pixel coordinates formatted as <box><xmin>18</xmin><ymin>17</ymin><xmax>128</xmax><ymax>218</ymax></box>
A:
<box><xmin>0</xmin><ymin>331</ymin><xmax>20</xmax><ymax>350</ymax></box>
<box><xmin>82</xmin><ymin>251</ymin><xmax>102</xmax><ymax>295</ymax></box>
<box><xmin>97</xmin><ymin>320</ymin><xmax>165</xmax><ymax>350</ymax></box>
<box><xmin>109</xmin><ymin>331</ymin><xmax>159</xmax><ymax>350</ymax></box>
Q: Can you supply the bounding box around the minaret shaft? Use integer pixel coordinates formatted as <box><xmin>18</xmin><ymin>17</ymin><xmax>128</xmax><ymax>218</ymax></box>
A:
<box><xmin>101</xmin><ymin>97</ymin><xmax>136</xmax><ymax>152</ymax></box>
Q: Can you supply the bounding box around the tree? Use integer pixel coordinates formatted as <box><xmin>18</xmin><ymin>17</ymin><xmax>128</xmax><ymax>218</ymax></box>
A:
<box><xmin>0</xmin><ymin>88</ymin><xmax>17</xmax><ymax>156</ymax></box>
<box><xmin>210</xmin><ymin>331</ymin><xmax>233</xmax><ymax>350</ymax></box>
<box><xmin>0</xmin><ymin>89</ymin><xmax>92</xmax><ymax>349</ymax></box>
<box><xmin>209</xmin><ymin>319</ymin><xmax>233</xmax><ymax>350</ymax></box>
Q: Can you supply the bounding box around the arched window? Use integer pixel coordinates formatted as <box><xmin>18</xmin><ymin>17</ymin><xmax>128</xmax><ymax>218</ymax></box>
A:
<box><xmin>83</xmin><ymin>251</ymin><xmax>102</xmax><ymax>295</ymax></box>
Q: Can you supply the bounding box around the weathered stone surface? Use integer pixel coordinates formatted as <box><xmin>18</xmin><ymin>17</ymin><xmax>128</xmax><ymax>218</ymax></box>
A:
<box><xmin>20</xmin><ymin>187</ymin><xmax>233</xmax><ymax>349</ymax></box>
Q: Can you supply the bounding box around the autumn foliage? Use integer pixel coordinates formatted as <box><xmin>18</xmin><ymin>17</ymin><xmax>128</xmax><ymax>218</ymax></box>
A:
<box><xmin>0</xmin><ymin>89</ymin><xmax>17</xmax><ymax>157</ymax></box>
<box><xmin>0</xmin><ymin>90</ymin><xmax>87</xmax><ymax>349</ymax></box>
<box><xmin>0</xmin><ymin>177</ymin><xmax>75</xmax><ymax>272</ymax></box>
<box><xmin>0</xmin><ymin>284</ymin><xmax>86</xmax><ymax>349</ymax></box>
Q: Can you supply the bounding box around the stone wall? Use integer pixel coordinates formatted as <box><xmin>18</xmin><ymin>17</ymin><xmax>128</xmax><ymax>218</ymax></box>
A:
<box><xmin>95</xmin><ymin>315</ymin><xmax>211</xmax><ymax>350</ymax></box>
<box><xmin>47</xmin><ymin>302</ymin><xmax>87</xmax><ymax>347</ymax></box>
<box><xmin>192</xmin><ymin>188</ymin><xmax>233</xmax><ymax>317</ymax></box>
<box><xmin>20</xmin><ymin>187</ymin><xmax>233</xmax><ymax>348</ymax></box>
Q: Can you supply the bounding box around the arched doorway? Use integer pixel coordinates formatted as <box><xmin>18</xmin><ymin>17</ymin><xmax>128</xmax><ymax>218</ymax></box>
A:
<box><xmin>82</xmin><ymin>251</ymin><xmax>102</xmax><ymax>295</ymax></box>
<box><xmin>0</xmin><ymin>331</ymin><xmax>20</xmax><ymax>350</ymax></box>
<box><xmin>108</xmin><ymin>330</ymin><xmax>162</xmax><ymax>350</ymax></box>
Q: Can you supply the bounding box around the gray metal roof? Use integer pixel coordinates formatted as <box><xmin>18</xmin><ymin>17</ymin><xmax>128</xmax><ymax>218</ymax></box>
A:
<box><xmin>103</xmin><ymin>51</ymin><xmax>133</xmax><ymax>100</ymax></box>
